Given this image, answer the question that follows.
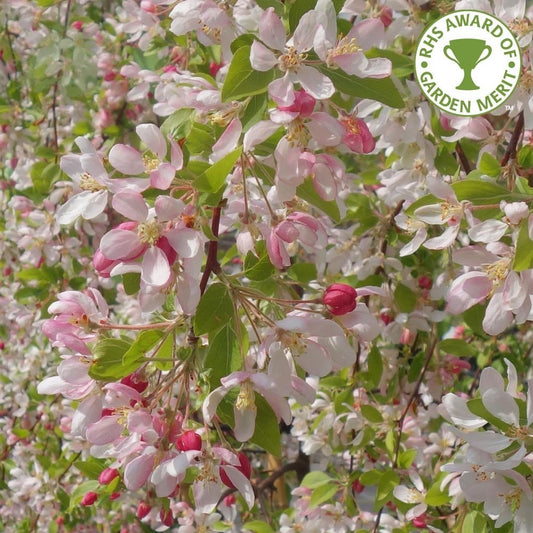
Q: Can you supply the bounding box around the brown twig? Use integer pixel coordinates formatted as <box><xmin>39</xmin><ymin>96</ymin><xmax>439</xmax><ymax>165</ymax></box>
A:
<box><xmin>199</xmin><ymin>202</ymin><xmax>224</xmax><ymax>296</ymax></box>
<box><xmin>371</xmin><ymin>331</ymin><xmax>437</xmax><ymax>533</ymax></box>
<box><xmin>455</xmin><ymin>141</ymin><xmax>471</xmax><ymax>174</ymax></box>
<box><xmin>501</xmin><ymin>111</ymin><xmax>524</xmax><ymax>167</ymax></box>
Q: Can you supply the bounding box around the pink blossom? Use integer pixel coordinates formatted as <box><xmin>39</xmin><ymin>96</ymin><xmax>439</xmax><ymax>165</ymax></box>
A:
<box><xmin>109</xmin><ymin>123</ymin><xmax>183</xmax><ymax>190</ymax></box>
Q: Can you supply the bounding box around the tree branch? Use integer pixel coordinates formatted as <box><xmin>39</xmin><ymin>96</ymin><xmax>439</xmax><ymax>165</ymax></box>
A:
<box><xmin>501</xmin><ymin>111</ymin><xmax>524</xmax><ymax>167</ymax></box>
<box><xmin>199</xmin><ymin>201</ymin><xmax>224</xmax><ymax>296</ymax></box>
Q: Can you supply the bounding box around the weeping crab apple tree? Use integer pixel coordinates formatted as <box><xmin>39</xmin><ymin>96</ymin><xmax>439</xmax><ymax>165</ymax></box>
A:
<box><xmin>4</xmin><ymin>0</ymin><xmax>533</xmax><ymax>531</ymax></box>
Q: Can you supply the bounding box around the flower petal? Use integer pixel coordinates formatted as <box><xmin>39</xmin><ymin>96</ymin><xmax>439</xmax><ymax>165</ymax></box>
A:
<box><xmin>109</xmin><ymin>144</ymin><xmax>145</xmax><ymax>175</ymax></box>
<box><xmin>136</xmin><ymin>123</ymin><xmax>167</xmax><ymax>158</ymax></box>
<box><xmin>112</xmin><ymin>190</ymin><xmax>148</xmax><ymax>221</ymax></box>
<box><xmin>141</xmin><ymin>246</ymin><xmax>171</xmax><ymax>286</ymax></box>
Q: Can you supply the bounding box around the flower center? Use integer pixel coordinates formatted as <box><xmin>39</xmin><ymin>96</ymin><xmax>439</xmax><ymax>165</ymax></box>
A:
<box><xmin>519</xmin><ymin>71</ymin><xmax>533</xmax><ymax>94</ymax></box>
<box><xmin>327</xmin><ymin>36</ymin><xmax>361</xmax><ymax>66</ymax></box>
<box><xmin>440</xmin><ymin>201</ymin><xmax>462</xmax><ymax>222</ymax></box>
<box><xmin>509</xmin><ymin>18</ymin><xmax>531</xmax><ymax>37</ymax></box>
<box><xmin>340</xmin><ymin>116</ymin><xmax>360</xmax><ymax>135</ymax></box>
<box><xmin>286</xmin><ymin>118</ymin><xmax>309</xmax><ymax>147</ymax></box>
<box><xmin>235</xmin><ymin>381</ymin><xmax>257</xmax><ymax>413</ymax></box>
<box><xmin>137</xmin><ymin>219</ymin><xmax>161</xmax><ymax>245</ymax></box>
<box><xmin>503</xmin><ymin>488</ymin><xmax>522</xmax><ymax>512</ymax></box>
<box><xmin>505</xmin><ymin>424</ymin><xmax>530</xmax><ymax>441</ymax></box>
<box><xmin>484</xmin><ymin>256</ymin><xmax>512</xmax><ymax>287</ymax></box>
<box><xmin>79</xmin><ymin>172</ymin><xmax>105</xmax><ymax>192</ymax></box>
<box><xmin>201</xmin><ymin>24</ymin><xmax>221</xmax><ymax>42</ymax></box>
<box><xmin>279</xmin><ymin>46</ymin><xmax>306</xmax><ymax>72</ymax></box>
<box><xmin>209</xmin><ymin>102</ymin><xmax>241</xmax><ymax>127</ymax></box>
<box><xmin>142</xmin><ymin>152</ymin><xmax>160</xmax><ymax>172</ymax></box>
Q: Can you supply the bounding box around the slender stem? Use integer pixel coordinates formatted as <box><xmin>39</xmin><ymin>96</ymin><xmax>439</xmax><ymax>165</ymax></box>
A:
<box><xmin>501</xmin><ymin>111</ymin><xmax>524</xmax><ymax>167</ymax></box>
<box><xmin>98</xmin><ymin>321</ymin><xmax>175</xmax><ymax>331</ymax></box>
<box><xmin>199</xmin><ymin>202</ymin><xmax>223</xmax><ymax>296</ymax></box>
<box><xmin>455</xmin><ymin>141</ymin><xmax>471</xmax><ymax>174</ymax></box>
<box><xmin>372</xmin><ymin>331</ymin><xmax>437</xmax><ymax>533</ymax></box>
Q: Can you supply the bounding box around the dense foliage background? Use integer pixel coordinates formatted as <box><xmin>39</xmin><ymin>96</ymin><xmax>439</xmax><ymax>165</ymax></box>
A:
<box><xmin>3</xmin><ymin>0</ymin><xmax>533</xmax><ymax>532</ymax></box>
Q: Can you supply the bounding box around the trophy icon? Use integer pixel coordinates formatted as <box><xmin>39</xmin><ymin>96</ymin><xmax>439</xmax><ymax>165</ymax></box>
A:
<box><xmin>443</xmin><ymin>39</ymin><xmax>492</xmax><ymax>90</ymax></box>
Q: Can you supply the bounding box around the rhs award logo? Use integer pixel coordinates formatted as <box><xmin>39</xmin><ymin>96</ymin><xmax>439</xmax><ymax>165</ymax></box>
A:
<box><xmin>415</xmin><ymin>10</ymin><xmax>521</xmax><ymax>116</ymax></box>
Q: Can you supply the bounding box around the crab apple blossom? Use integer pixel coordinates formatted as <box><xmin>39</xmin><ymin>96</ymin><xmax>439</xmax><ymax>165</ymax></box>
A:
<box><xmin>323</xmin><ymin>283</ymin><xmax>358</xmax><ymax>315</ymax></box>
<box><xmin>6</xmin><ymin>0</ymin><xmax>533</xmax><ymax>532</ymax></box>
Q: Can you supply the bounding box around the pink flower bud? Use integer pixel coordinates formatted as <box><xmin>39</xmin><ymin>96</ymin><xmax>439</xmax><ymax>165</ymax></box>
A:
<box><xmin>93</xmin><ymin>249</ymin><xmax>117</xmax><ymax>278</ymax></box>
<box><xmin>121</xmin><ymin>373</ymin><xmax>148</xmax><ymax>393</ymax></box>
<box><xmin>413</xmin><ymin>515</ymin><xmax>428</xmax><ymax>528</ymax></box>
<box><xmin>417</xmin><ymin>275</ymin><xmax>432</xmax><ymax>290</ymax></box>
<box><xmin>278</xmin><ymin>89</ymin><xmax>316</xmax><ymax>117</ymax></box>
<box><xmin>223</xmin><ymin>494</ymin><xmax>236</xmax><ymax>506</ymax></box>
<box><xmin>323</xmin><ymin>284</ymin><xmax>357</xmax><ymax>315</ymax></box>
<box><xmin>98</xmin><ymin>467</ymin><xmax>119</xmax><ymax>485</ymax></box>
<box><xmin>379</xmin><ymin>7</ymin><xmax>393</xmax><ymax>27</ymax></box>
<box><xmin>109</xmin><ymin>492</ymin><xmax>121</xmax><ymax>500</ymax></box>
<box><xmin>209</xmin><ymin>61</ymin><xmax>223</xmax><ymax>77</ymax></box>
<box><xmin>81</xmin><ymin>491</ymin><xmax>98</xmax><ymax>506</ymax></box>
<box><xmin>352</xmin><ymin>479</ymin><xmax>365</xmax><ymax>494</ymax></box>
<box><xmin>176</xmin><ymin>430</ymin><xmax>202</xmax><ymax>452</ymax></box>
<box><xmin>71</xmin><ymin>20</ymin><xmax>83</xmax><ymax>31</ymax></box>
<box><xmin>137</xmin><ymin>502</ymin><xmax>151</xmax><ymax>519</ymax></box>
<box><xmin>160</xmin><ymin>508</ymin><xmax>173</xmax><ymax>527</ymax></box>
<box><xmin>220</xmin><ymin>452</ymin><xmax>252</xmax><ymax>489</ymax></box>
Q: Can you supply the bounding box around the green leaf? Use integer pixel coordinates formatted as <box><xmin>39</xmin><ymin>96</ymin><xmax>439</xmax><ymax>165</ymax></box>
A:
<box><xmin>289</xmin><ymin>0</ymin><xmax>318</xmax><ymax>32</ymax></box>
<box><xmin>32</xmin><ymin>162</ymin><xmax>61</xmax><ymax>195</ymax></box>
<box><xmin>88</xmin><ymin>338</ymin><xmax>139</xmax><ymax>381</ymax></box>
<box><xmin>75</xmin><ymin>458</ymin><xmax>106</xmax><ymax>479</ymax></box>
<box><xmin>435</xmin><ymin>145</ymin><xmax>459</xmax><ymax>175</ymax></box>
<box><xmin>205</xmin><ymin>324</ymin><xmax>242</xmax><ymax>387</ymax></box>
<box><xmin>287</xmin><ymin>262</ymin><xmax>317</xmax><ymax>283</ymax></box>
<box><xmin>242</xmin><ymin>92</ymin><xmax>269</xmax><ymax>130</ymax></box>
<box><xmin>195</xmin><ymin>147</ymin><xmax>242</xmax><ymax>193</ymax></box>
<box><xmin>366</xmin><ymin>346</ymin><xmax>383</xmax><ymax>388</ymax></box>
<box><xmin>244</xmin><ymin>250</ymin><xmax>275</xmax><ymax>281</ymax></box>
<box><xmin>438</xmin><ymin>338</ymin><xmax>477</xmax><ymax>357</ymax></box>
<box><xmin>317</xmin><ymin>65</ymin><xmax>404</xmax><ymax>108</ymax></box>
<box><xmin>467</xmin><ymin>398</ymin><xmax>509</xmax><ymax>431</ymax></box>
<box><xmin>360</xmin><ymin>404</ymin><xmax>383</xmax><ymax>423</ymax></box>
<box><xmin>160</xmin><ymin>108</ymin><xmax>196</xmax><ymax>139</ymax></box>
<box><xmin>398</xmin><ymin>449</ymin><xmax>417</xmax><ymax>470</ymax></box>
<box><xmin>462</xmin><ymin>303</ymin><xmax>488</xmax><ymax>338</ymax></box>
<box><xmin>122</xmin><ymin>330</ymin><xmax>165</xmax><ymax>366</ymax></box>
<box><xmin>296</xmin><ymin>179</ymin><xmax>341</xmax><ymax>222</ymax></box>
<box><xmin>301</xmin><ymin>471</ymin><xmax>333</xmax><ymax>488</ymax></box>
<box><xmin>478</xmin><ymin>152</ymin><xmax>501</xmax><ymax>177</ymax></box>
<box><xmin>194</xmin><ymin>283</ymin><xmax>234</xmax><ymax>335</ymax></box>
<box><xmin>217</xmin><ymin>390</ymin><xmax>282</xmax><ymax>456</ymax></box>
<box><xmin>394</xmin><ymin>283</ymin><xmax>416</xmax><ymax>313</ymax></box>
<box><xmin>68</xmin><ymin>480</ymin><xmax>99</xmax><ymax>511</ymax></box>
<box><xmin>425</xmin><ymin>477</ymin><xmax>450</xmax><ymax>506</ymax></box>
<box><xmin>513</xmin><ymin>218</ymin><xmax>533</xmax><ymax>271</ymax></box>
<box><xmin>462</xmin><ymin>511</ymin><xmax>488</xmax><ymax>533</ymax></box>
<box><xmin>123</xmin><ymin>273</ymin><xmax>141</xmax><ymax>295</ymax></box>
<box><xmin>309</xmin><ymin>483</ymin><xmax>339</xmax><ymax>509</ymax></box>
<box><xmin>221</xmin><ymin>46</ymin><xmax>276</xmax><ymax>102</ymax></box>
<box><xmin>407</xmin><ymin>351</ymin><xmax>426</xmax><ymax>383</ymax></box>
<box><xmin>359</xmin><ymin>469</ymin><xmax>382</xmax><ymax>486</ymax></box>
<box><xmin>375</xmin><ymin>470</ymin><xmax>399</xmax><ymax>510</ymax></box>
<box><xmin>254</xmin><ymin>0</ymin><xmax>284</xmax><ymax>14</ymax></box>
<box><xmin>244</xmin><ymin>522</ymin><xmax>275</xmax><ymax>533</ymax></box>
<box><xmin>518</xmin><ymin>145</ymin><xmax>533</xmax><ymax>168</ymax></box>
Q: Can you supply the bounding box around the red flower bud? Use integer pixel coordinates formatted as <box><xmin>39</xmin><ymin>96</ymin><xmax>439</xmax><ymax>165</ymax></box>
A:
<box><xmin>220</xmin><ymin>452</ymin><xmax>252</xmax><ymax>489</ymax></box>
<box><xmin>81</xmin><ymin>491</ymin><xmax>98</xmax><ymax>506</ymax></box>
<box><xmin>136</xmin><ymin>502</ymin><xmax>151</xmax><ymax>519</ymax></box>
<box><xmin>176</xmin><ymin>430</ymin><xmax>202</xmax><ymax>452</ymax></box>
<box><xmin>160</xmin><ymin>508</ymin><xmax>173</xmax><ymax>527</ymax></box>
<box><xmin>98</xmin><ymin>467</ymin><xmax>119</xmax><ymax>485</ymax></box>
<box><xmin>323</xmin><ymin>284</ymin><xmax>357</xmax><ymax>315</ymax></box>
<box><xmin>352</xmin><ymin>479</ymin><xmax>365</xmax><ymax>494</ymax></box>
<box><xmin>121</xmin><ymin>373</ymin><xmax>148</xmax><ymax>393</ymax></box>
<box><xmin>417</xmin><ymin>275</ymin><xmax>432</xmax><ymax>290</ymax></box>
<box><xmin>109</xmin><ymin>492</ymin><xmax>121</xmax><ymax>500</ymax></box>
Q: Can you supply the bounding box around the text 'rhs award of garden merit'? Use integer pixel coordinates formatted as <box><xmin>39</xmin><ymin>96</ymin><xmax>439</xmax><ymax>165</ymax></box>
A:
<box><xmin>415</xmin><ymin>10</ymin><xmax>521</xmax><ymax>116</ymax></box>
